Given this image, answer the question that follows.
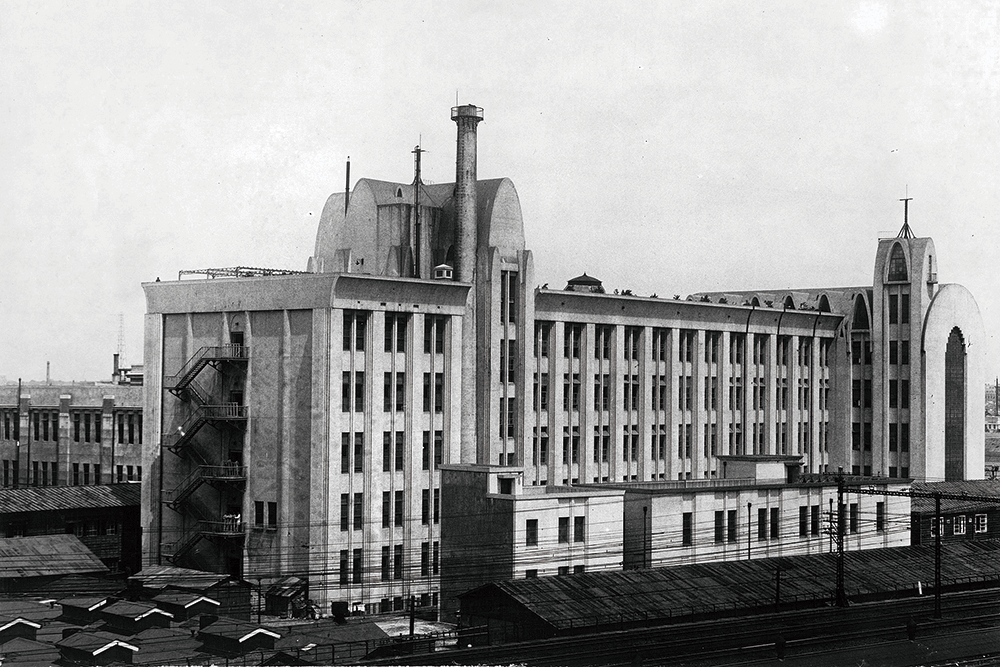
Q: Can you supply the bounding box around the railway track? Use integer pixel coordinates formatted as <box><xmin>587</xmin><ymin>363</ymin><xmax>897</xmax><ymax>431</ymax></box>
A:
<box><xmin>372</xmin><ymin>588</ymin><xmax>1000</xmax><ymax>666</ymax></box>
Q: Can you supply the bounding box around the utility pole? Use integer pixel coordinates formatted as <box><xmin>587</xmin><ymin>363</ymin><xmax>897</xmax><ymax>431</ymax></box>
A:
<box><xmin>747</xmin><ymin>502</ymin><xmax>752</xmax><ymax>560</ymax></box>
<box><xmin>409</xmin><ymin>595</ymin><xmax>416</xmax><ymax>637</ymax></box>
<box><xmin>934</xmin><ymin>493</ymin><xmax>942</xmax><ymax>619</ymax></box>
<box><xmin>835</xmin><ymin>469</ymin><xmax>847</xmax><ymax>607</ymax></box>
<box><xmin>14</xmin><ymin>378</ymin><xmax>21</xmax><ymax>489</ymax></box>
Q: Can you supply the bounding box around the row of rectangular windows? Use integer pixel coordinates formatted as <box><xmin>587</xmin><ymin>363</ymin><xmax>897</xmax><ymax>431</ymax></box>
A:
<box><xmin>340</xmin><ymin>431</ymin><xmax>443</xmax><ymax>474</ymax></box>
<box><xmin>524</xmin><ymin>516</ymin><xmax>585</xmax><ymax>546</ymax></box>
<box><xmin>342</xmin><ymin>311</ymin><xmax>447</xmax><ymax>354</ymax></box>
<box><xmin>1</xmin><ymin>411</ymin><xmax>141</xmax><ymax>445</ymax></box>
<box><xmin>532</xmin><ymin>420</ymin><xmax>829</xmax><ymax>466</ymax></box>
<box><xmin>681</xmin><ymin>502</ymin><xmax>887</xmax><ymax>547</ymax></box>
<box><xmin>339</xmin><ymin>489</ymin><xmax>440</xmax><ymax>531</ymax></box>
<box><xmin>337</xmin><ymin>541</ymin><xmax>440</xmax><ymax>585</ymax></box>
<box><xmin>537</xmin><ymin>325</ymin><xmax>832</xmax><ymax>367</ymax></box>
<box><xmin>341</xmin><ymin>372</ymin><xmax>445</xmax><ymax>413</ymax></box>
<box><xmin>930</xmin><ymin>514</ymin><xmax>988</xmax><ymax>536</ymax></box>
<box><xmin>534</xmin><ymin>374</ymin><xmax>829</xmax><ymax>414</ymax></box>
<box><xmin>1</xmin><ymin>461</ymin><xmax>141</xmax><ymax>487</ymax></box>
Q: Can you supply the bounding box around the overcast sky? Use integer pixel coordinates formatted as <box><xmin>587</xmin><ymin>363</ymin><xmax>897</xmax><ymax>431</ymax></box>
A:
<box><xmin>1</xmin><ymin>1</ymin><xmax>997</xmax><ymax>383</ymax></box>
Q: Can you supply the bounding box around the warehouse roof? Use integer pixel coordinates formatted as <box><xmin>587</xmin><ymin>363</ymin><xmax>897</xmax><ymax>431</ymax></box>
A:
<box><xmin>911</xmin><ymin>480</ymin><xmax>1000</xmax><ymax>513</ymax></box>
<box><xmin>459</xmin><ymin>541</ymin><xmax>1000</xmax><ymax>632</ymax></box>
<box><xmin>0</xmin><ymin>483</ymin><xmax>140</xmax><ymax>514</ymax></box>
<box><xmin>0</xmin><ymin>535</ymin><xmax>107</xmax><ymax>578</ymax></box>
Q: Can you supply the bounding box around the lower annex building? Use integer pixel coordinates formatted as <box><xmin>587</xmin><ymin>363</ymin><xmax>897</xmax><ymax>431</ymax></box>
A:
<box><xmin>141</xmin><ymin>104</ymin><xmax>985</xmax><ymax>615</ymax></box>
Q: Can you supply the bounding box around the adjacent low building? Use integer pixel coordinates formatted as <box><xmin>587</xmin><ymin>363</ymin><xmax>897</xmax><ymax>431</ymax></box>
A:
<box><xmin>0</xmin><ymin>381</ymin><xmax>143</xmax><ymax>489</ymax></box>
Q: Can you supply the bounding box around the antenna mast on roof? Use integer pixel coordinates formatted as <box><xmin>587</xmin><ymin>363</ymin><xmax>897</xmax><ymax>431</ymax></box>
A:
<box><xmin>117</xmin><ymin>313</ymin><xmax>127</xmax><ymax>370</ymax></box>
<box><xmin>898</xmin><ymin>186</ymin><xmax>914</xmax><ymax>239</ymax></box>
<box><xmin>412</xmin><ymin>143</ymin><xmax>427</xmax><ymax>278</ymax></box>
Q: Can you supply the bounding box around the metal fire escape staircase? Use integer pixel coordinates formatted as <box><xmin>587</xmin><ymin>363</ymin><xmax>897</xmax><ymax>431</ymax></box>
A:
<box><xmin>161</xmin><ymin>344</ymin><xmax>250</xmax><ymax>564</ymax></box>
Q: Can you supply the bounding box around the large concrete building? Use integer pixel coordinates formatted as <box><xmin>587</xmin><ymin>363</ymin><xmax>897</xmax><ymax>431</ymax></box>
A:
<box><xmin>141</xmin><ymin>104</ymin><xmax>985</xmax><ymax>615</ymax></box>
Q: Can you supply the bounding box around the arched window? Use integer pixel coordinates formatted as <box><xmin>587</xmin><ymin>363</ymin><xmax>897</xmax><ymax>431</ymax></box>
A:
<box><xmin>818</xmin><ymin>295</ymin><xmax>832</xmax><ymax>313</ymax></box>
<box><xmin>396</xmin><ymin>187</ymin><xmax>403</xmax><ymax>198</ymax></box>
<box><xmin>851</xmin><ymin>294</ymin><xmax>870</xmax><ymax>330</ymax></box>
<box><xmin>887</xmin><ymin>244</ymin><xmax>908</xmax><ymax>282</ymax></box>
<box><xmin>783</xmin><ymin>295</ymin><xmax>795</xmax><ymax>310</ymax></box>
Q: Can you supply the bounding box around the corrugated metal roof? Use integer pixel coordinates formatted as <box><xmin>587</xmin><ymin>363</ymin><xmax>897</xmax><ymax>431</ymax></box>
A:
<box><xmin>0</xmin><ymin>483</ymin><xmax>140</xmax><ymax>514</ymax></box>
<box><xmin>911</xmin><ymin>480</ymin><xmax>1000</xmax><ymax>513</ymax></box>
<box><xmin>0</xmin><ymin>535</ymin><xmax>108</xmax><ymax>578</ymax></box>
<box><xmin>461</xmin><ymin>541</ymin><xmax>1000</xmax><ymax>631</ymax></box>
<box><xmin>130</xmin><ymin>565</ymin><xmax>231</xmax><ymax>591</ymax></box>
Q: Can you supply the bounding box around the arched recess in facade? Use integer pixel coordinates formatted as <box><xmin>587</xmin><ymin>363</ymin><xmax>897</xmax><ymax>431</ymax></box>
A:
<box><xmin>921</xmin><ymin>283</ymin><xmax>986</xmax><ymax>481</ymax></box>
<box><xmin>944</xmin><ymin>327</ymin><xmax>967</xmax><ymax>481</ymax></box>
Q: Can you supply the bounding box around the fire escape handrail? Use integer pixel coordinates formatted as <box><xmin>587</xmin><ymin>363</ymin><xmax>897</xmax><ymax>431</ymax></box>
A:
<box><xmin>165</xmin><ymin>345</ymin><xmax>250</xmax><ymax>392</ymax></box>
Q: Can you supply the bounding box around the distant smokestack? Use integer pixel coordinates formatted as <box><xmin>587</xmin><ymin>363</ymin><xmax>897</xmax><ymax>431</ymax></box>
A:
<box><xmin>345</xmin><ymin>157</ymin><xmax>351</xmax><ymax>216</ymax></box>
<box><xmin>46</xmin><ymin>361</ymin><xmax>50</xmax><ymax>385</ymax></box>
<box><xmin>113</xmin><ymin>353</ymin><xmax>120</xmax><ymax>381</ymax></box>
<box><xmin>451</xmin><ymin>105</ymin><xmax>483</xmax><ymax>282</ymax></box>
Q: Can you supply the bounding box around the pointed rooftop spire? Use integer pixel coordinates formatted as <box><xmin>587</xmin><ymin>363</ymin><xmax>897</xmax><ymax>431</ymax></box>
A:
<box><xmin>897</xmin><ymin>190</ymin><xmax>914</xmax><ymax>239</ymax></box>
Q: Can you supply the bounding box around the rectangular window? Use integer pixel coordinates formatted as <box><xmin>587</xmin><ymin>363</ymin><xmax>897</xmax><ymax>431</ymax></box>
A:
<box><xmin>954</xmin><ymin>515</ymin><xmax>967</xmax><ymax>535</ymax></box>
<box><xmin>384</xmin><ymin>312</ymin><xmax>407</xmax><ymax>353</ymax></box>
<box><xmin>574</xmin><ymin>516</ymin><xmax>585</xmax><ymax>543</ymax></box>
<box><xmin>340</xmin><ymin>550</ymin><xmax>349</xmax><ymax>585</ymax></box>
<box><xmin>434</xmin><ymin>373</ymin><xmax>444</xmax><ymax>413</ymax></box>
<box><xmin>975</xmin><ymin>514</ymin><xmax>988</xmax><ymax>533</ymax></box>
<box><xmin>682</xmin><ymin>512</ymin><xmax>693</xmax><ymax>546</ymax></box>
<box><xmin>526</xmin><ymin>518</ymin><xmax>538</xmax><ymax>546</ymax></box>
<box><xmin>799</xmin><ymin>506</ymin><xmax>808</xmax><ymax>537</ymax></box>
<box><xmin>900</xmin><ymin>293</ymin><xmax>910</xmax><ymax>323</ymax></box>
<box><xmin>421</xmin><ymin>541</ymin><xmax>430</xmax><ymax>576</ymax></box>
<box><xmin>434</xmin><ymin>488</ymin><xmax>440</xmax><ymax>524</ymax></box>
<box><xmin>811</xmin><ymin>505</ymin><xmax>820</xmax><ymax>536</ymax></box>
<box><xmin>433</xmin><ymin>541</ymin><xmax>440</xmax><ymax>574</ymax></box>
<box><xmin>889</xmin><ymin>340</ymin><xmax>898</xmax><ymax>365</ymax></box>
<box><xmin>421</xmin><ymin>489</ymin><xmax>430</xmax><ymax>525</ymax></box>
<box><xmin>382</xmin><ymin>492</ymin><xmax>391</xmax><ymax>528</ymax></box>
<box><xmin>558</xmin><ymin>516</ymin><xmax>569</xmax><ymax>543</ymax></box>
<box><xmin>381</xmin><ymin>547</ymin><xmax>390</xmax><ymax>581</ymax></box>
<box><xmin>355</xmin><ymin>372</ymin><xmax>365</xmax><ymax>411</ymax></box>
<box><xmin>352</xmin><ymin>548</ymin><xmax>363</xmax><ymax>584</ymax></box>
<box><xmin>422</xmin><ymin>431</ymin><xmax>430</xmax><ymax>470</ymax></box>
<box><xmin>353</xmin><ymin>433</ymin><xmax>364</xmax><ymax>473</ymax></box>
<box><xmin>901</xmin><ymin>340</ymin><xmax>910</xmax><ymax>365</ymax></box>
<box><xmin>353</xmin><ymin>493</ymin><xmax>363</xmax><ymax>530</ymax></box>
<box><xmin>715</xmin><ymin>511</ymin><xmax>725</xmax><ymax>543</ymax></box>
<box><xmin>394</xmin><ymin>490</ymin><xmax>404</xmax><ymax>527</ymax></box>
<box><xmin>83</xmin><ymin>463</ymin><xmax>90</xmax><ymax>485</ymax></box>
<box><xmin>73</xmin><ymin>413</ymin><xmax>80</xmax><ymax>442</ymax></box>
<box><xmin>758</xmin><ymin>508</ymin><xmax>767</xmax><ymax>541</ymax></box>
<box><xmin>395</xmin><ymin>431</ymin><xmax>404</xmax><ymax>471</ymax></box>
<box><xmin>340</xmin><ymin>493</ymin><xmax>349</xmax><ymax>531</ymax></box>
<box><xmin>393</xmin><ymin>544</ymin><xmax>403</xmax><ymax>580</ymax></box>
<box><xmin>876</xmin><ymin>502</ymin><xmax>885</xmax><ymax>532</ymax></box>
<box><xmin>341</xmin><ymin>434</ymin><xmax>351</xmax><ymax>473</ymax></box>
<box><xmin>888</xmin><ymin>294</ymin><xmax>898</xmax><ymax>325</ymax></box>
<box><xmin>849</xmin><ymin>503</ymin><xmax>859</xmax><ymax>534</ymax></box>
<box><xmin>770</xmin><ymin>507</ymin><xmax>779</xmax><ymax>538</ymax></box>
<box><xmin>727</xmin><ymin>509</ymin><xmax>737</xmax><ymax>543</ymax></box>
<box><xmin>534</xmin><ymin>321</ymin><xmax>551</xmax><ymax>357</ymax></box>
<box><xmin>383</xmin><ymin>433</ymin><xmax>392</xmax><ymax>472</ymax></box>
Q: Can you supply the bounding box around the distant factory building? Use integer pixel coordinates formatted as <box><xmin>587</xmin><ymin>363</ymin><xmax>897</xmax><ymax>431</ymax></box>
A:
<box><xmin>141</xmin><ymin>104</ymin><xmax>985</xmax><ymax>616</ymax></box>
<box><xmin>0</xmin><ymin>379</ymin><xmax>143</xmax><ymax>489</ymax></box>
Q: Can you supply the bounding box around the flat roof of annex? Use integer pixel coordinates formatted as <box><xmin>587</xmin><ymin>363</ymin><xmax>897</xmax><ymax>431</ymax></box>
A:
<box><xmin>535</xmin><ymin>287</ymin><xmax>844</xmax><ymax>335</ymax></box>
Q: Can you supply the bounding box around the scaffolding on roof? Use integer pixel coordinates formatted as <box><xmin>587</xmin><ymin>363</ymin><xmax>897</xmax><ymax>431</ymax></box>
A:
<box><xmin>177</xmin><ymin>266</ymin><xmax>308</xmax><ymax>280</ymax></box>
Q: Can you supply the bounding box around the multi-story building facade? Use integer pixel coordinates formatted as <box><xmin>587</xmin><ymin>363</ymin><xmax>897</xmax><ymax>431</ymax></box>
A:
<box><xmin>142</xmin><ymin>104</ymin><xmax>985</xmax><ymax>615</ymax></box>
<box><xmin>0</xmin><ymin>383</ymin><xmax>143</xmax><ymax>488</ymax></box>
